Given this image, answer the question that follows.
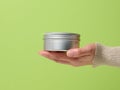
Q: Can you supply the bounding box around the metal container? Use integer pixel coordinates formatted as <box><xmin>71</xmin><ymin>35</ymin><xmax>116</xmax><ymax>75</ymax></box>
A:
<box><xmin>44</xmin><ymin>32</ymin><xmax>80</xmax><ymax>51</ymax></box>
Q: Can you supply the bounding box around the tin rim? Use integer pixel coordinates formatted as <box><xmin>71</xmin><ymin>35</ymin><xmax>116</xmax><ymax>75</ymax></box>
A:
<box><xmin>44</xmin><ymin>32</ymin><xmax>80</xmax><ymax>40</ymax></box>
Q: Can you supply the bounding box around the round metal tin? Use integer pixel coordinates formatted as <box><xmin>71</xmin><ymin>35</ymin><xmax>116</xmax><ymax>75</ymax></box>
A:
<box><xmin>44</xmin><ymin>32</ymin><xmax>80</xmax><ymax>51</ymax></box>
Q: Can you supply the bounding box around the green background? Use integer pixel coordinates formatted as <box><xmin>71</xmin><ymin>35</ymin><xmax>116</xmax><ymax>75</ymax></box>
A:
<box><xmin>0</xmin><ymin>0</ymin><xmax>120</xmax><ymax>90</ymax></box>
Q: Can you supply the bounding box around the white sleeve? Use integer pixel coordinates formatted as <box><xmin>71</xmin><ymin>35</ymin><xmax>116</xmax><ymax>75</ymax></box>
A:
<box><xmin>93</xmin><ymin>43</ymin><xmax>120</xmax><ymax>67</ymax></box>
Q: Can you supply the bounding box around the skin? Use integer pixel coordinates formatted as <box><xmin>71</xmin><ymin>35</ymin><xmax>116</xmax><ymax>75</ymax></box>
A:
<box><xmin>39</xmin><ymin>44</ymin><xmax>96</xmax><ymax>67</ymax></box>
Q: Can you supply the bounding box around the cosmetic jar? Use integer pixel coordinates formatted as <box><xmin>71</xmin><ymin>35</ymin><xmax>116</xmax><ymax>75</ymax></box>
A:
<box><xmin>44</xmin><ymin>32</ymin><xmax>80</xmax><ymax>51</ymax></box>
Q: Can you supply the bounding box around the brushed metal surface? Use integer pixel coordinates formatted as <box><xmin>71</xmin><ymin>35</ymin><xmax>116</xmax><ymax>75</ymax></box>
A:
<box><xmin>44</xmin><ymin>32</ymin><xmax>80</xmax><ymax>51</ymax></box>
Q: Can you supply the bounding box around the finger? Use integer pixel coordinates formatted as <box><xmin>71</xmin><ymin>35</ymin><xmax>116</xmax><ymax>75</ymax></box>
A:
<box><xmin>39</xmin><ymin>51</ymin><xmax>72</xmax><ymax>64</ymax></box>
<box><xmin>49</xmin><ymin>52</ymin><xmax>76</xmax><ymax>61</ymax></box>
<box><xmin>67</xmin><ymin>48</ymin><xmax>91</xmax><ymax>58</ymax></box>
<box><xmin>39</xmin><ymin>51</ymin><xmax>58</xmax><ymax>61</ymax></box>
<box><xmin>39</xmin><ymin>51</ymin><xmax>79</xmax><ymax>64</ymax></box>
<box><xmin>48</xmin><ymin>52</ymin><xmax>85</xmax><ymax>66</ymax></box>
<box><xmin>67</xmin><ymin>44</ymin><xmax>95</xmax><ymax>58</ymax></box>
<box><xmin>39</xmin><ymin>51</ymin><xmax>71</xmax><ymax>62</ymax></box>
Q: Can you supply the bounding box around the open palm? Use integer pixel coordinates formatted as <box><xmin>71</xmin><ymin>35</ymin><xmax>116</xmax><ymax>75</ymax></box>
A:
<box><xmin>39</xmin><ymin>44</ymin><xmax>96</xmax><ymax>67</ymax></box>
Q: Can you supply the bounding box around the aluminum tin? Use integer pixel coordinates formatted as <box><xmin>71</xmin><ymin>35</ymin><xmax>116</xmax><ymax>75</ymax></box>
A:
<box><xmin>44</xmin><ymin>32</ymin><xmax>80</xmax><ymax>51</ymax></box>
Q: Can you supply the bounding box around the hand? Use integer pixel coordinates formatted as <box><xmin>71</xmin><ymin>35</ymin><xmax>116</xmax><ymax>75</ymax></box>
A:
<box><xmin>39</xmin><ymin>44</ymin><xmax>96</xmax><ymax>67</ymax></box>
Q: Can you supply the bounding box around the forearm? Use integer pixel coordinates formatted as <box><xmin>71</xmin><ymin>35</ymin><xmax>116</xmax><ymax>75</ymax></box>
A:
<box><xmin>93</xmin><ymin>43</ymin><xmax>120</xmax><ymax>67</ymax></box>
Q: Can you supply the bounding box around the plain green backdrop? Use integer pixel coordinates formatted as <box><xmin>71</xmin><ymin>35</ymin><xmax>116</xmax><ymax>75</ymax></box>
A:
<box><xmin>0</xmin><ymin>0</ymin><xmax>120</xmax><ymax>90</ymax></box>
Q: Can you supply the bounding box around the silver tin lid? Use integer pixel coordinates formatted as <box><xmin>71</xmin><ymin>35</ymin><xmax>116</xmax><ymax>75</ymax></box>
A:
<box><xmin>44</xmin><ymin>32</ymin><xmax>80</xmax><ymax>40</ymax></box>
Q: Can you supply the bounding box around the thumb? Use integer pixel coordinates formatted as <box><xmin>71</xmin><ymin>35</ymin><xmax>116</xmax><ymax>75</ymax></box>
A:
<box><xmin>67</xmin><ymin>47</ymin><xmax>92</xmax><ymax>58</ymax></box>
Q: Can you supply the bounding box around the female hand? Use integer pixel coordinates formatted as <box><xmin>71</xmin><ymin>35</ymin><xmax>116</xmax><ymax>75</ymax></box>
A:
<box><xmin>39</xmin><ymin>44</ymin><xmax>96</xmax><ymax>67</ymax></box>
